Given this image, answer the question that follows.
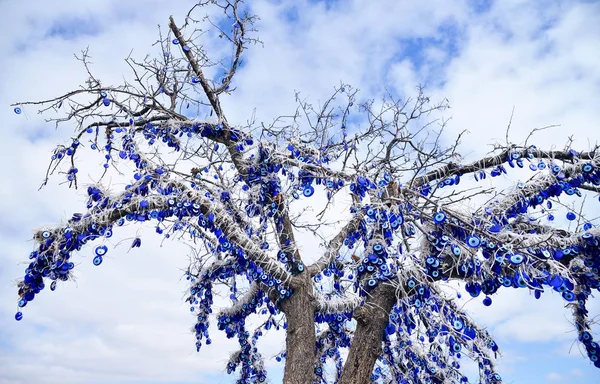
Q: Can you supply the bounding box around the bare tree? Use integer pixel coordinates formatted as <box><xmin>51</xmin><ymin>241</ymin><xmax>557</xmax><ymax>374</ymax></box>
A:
<box><xmin>11</xmin><ymin>1</ymin><xmax>600</xmax><ymax>383</ymax></box>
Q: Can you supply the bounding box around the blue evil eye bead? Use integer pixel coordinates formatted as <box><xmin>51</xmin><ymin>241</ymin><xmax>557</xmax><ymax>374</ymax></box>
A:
<box><xmin>191</xmin><ymin>77</ymin><xmax>200</xmax><ymax>84</ymax></box>
<box><xmin>385</xmin><ymin>323</ymin><xmax>396</xmax><ymax>335</ymax></box>
<box><xmin>100</xmin><ymin>91</ymin><xmax>107</xmax><ymax>98</ymax></box>
<box><xmin>93</xmin><ymin>255</ymin><xmax>103</xmax><ymax>266</ymax></box>
<box><xmin>451</xmin><ymin>244</ymin><xmax>461</xmax><ymax>256</ymax></box>
<box><xmin>547</xmin><ymin>214</ymin><xmax>554</xmax><ymax>221</ymax></box>
<box><xmin>549</xmin><ymin>275</ymin><xmax>563</xmax><ymax>289</ymax></box>
<box><xmin>433</xmin><ymin>211</ymin><xmax>446</xmax><ymax>224</ymax></box>
<box><xmin>395</xmin><ymin>212</ymin><xmax>406</xmax><ymax>227</ymax></box>
<box><xmin>581</xmin><ymin>331</ymin><xmax>592</xmax><ymax>342</ymax></box>
<box><xmin>103</xmin><ymin>98</ymin><xmax>110</xmax><ymax>106</ymax></box>
<box><xmin>483</xmin><ymin>297</ymin><xmax>492</xmax><ymax>306</ymax></box>
<box><xmin>508</xmin><ymin>253</ymin><xmax>524</xmax><ymax>265</ymax></box>
<box><xmin>582</xmin><ymin>163</ymin><xmax>593</xmax><ymax>172</ymax></box>
<box><xmin>452</xmin><ymin>318</ymin><xmax>464</xmax><ymax>331</ymax></box>
<box><xmin>514</xmin><ymin>273</ymin><xmax>527</xmax><ymax>287</ymax></box>
<box><xmin>42</xmin><ymin>230</ymin><xmax>51</xmax><ymax>238</ymax></box>
<box><xmin>183</xmin><ymin>45</ymin><xmax>190</xmax><ymax>52</ymax></box>
<box><xmin>562</xmin><ymin>291</ymin><xmax>575</xmax><ymax>301</ymax></box>
<box><xmin>528</xmin><ymin>163</ymin><xmax>537</xmax><ymax>171</ymax></box>
<box><xmin>172</xmin><ymin>38</ymin><xmax>180</xmax><ymax>45</ymax></box>
<box><xmin>18</xmin><ymin>298</ymin><xmax>27</xmax><ymax>307</ymax></box>
<box><xmin>303</xmin><ymin>185</ymin><xmax>314</xmax><ymax>197</ymax></box>
<box><xmin>466</xmin><ymin>234</ymin><xmax>481</xmax><ymax>248</ymax></box>
<box><xmin>14</xmin><ymin>107</ymin><xmax>22</xmax><ymax>114</ymax></box>
<box><xmin>569</xmin><ymin>149</ymin><xmax>579</xmax><ymax>157</ymax></box>
<box><xmin>367</xmin><ymin>279</ymin><xmax>377</xmax><ymax>287</ymax></box>
<box><xmin>566</xmin><ymin>212</ymin><xmax>576</xmax><ymax>221</ymax></box>
<box><xmin>95</xmin><ymin>245</ymin><xmax>108</xmax><ymax>256</ymax></box>
<box><xmin>15</xmin><ymin>312</ymin><xmax>23</xmax><ymax>321</ymax></box>
<box><xmin>50</xmin><ymin>281</ymin><xmax>57</xmax><ymax>291</ymax></box>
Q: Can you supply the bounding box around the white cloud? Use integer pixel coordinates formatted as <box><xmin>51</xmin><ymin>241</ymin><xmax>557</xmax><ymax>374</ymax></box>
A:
<box><xmin>546</xmin><ymin>371</ymin><xmax>562</xmax><ymax>381</ymax></box>
<box><xmin>456</xmin><ymin>287</ymin><xmax>579</xmax><ymax>342</ymax></box>
<box><xmin>435</xmin><ymin>0</ymin><xmax>600</xmax><ymax>155</ymax></box>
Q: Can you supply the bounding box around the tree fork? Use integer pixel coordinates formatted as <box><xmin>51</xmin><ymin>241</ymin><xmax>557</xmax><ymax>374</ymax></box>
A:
<box><xmin>339</xmin><ymin>283</ymin><xmax>397</xmax><ymax>384</ymax></box>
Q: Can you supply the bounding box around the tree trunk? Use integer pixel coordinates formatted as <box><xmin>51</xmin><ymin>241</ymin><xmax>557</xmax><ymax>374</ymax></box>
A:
<box><xmin>338</xmin><ymin>283</ymin><xmax>397</xmax><ymax>384</ymax></box>
<box><xmin>281</xmin><ymin>274</ymin><xmax>317</xmax><ymax>384</ymax></box>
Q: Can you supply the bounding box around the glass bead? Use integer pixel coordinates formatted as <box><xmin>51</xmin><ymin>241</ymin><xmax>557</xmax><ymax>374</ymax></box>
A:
<box><xmin>95</xmin><ymin>245</ymin><xmax>108</xmax><ymax>256</ymax></box>
<box><xmin>466</xmin><ymin>235</ymin><xmax>481</xmax><ymax>248</ymax></box>
<box><xmin>303</xmin><ymin>185</ymin><xmax>314</xmax><ymax>197</ymax></box>
<box><xmin>433</xmin><ymin>211</ymin><xmax>446</xmax><ymax>224</ymax></box>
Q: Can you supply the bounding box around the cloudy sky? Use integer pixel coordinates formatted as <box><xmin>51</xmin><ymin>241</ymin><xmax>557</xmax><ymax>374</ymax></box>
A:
<box><xmin>1</xmin><ymin>0</ymin><xmax>600</xmax><ymax>383</ymax></box>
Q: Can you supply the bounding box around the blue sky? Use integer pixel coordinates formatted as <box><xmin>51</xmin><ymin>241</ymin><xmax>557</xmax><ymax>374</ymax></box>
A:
<box><xmin>45</xmin><ymin>17</ymin><xmax>102</xmax><ymax>40</ymax></box>
<box><xmin>1</xmin><ymin>0</ymin><xmax>600</xmax><ymax>383</ymax></box>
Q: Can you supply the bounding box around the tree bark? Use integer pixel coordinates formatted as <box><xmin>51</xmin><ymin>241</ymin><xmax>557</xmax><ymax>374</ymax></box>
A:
<box><xmin>281</xmin><ymin>274</ymin><xmax>317</xmax><ymax>384</ymax></box>
<box><xmin>338</xmin><ymin>283</ymin><xmax>397</xmax><ymax>384</ymax></box>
